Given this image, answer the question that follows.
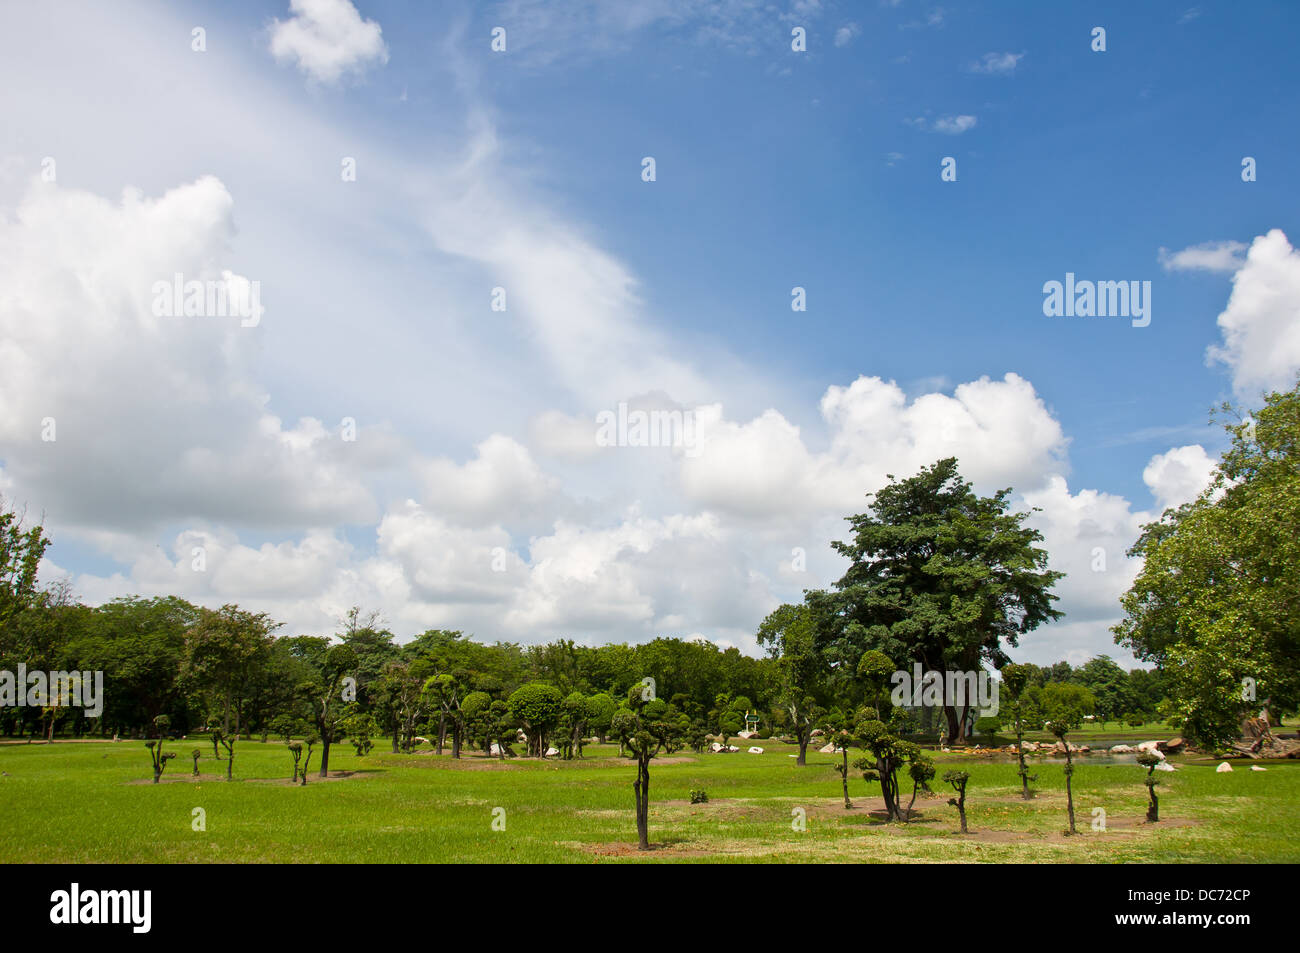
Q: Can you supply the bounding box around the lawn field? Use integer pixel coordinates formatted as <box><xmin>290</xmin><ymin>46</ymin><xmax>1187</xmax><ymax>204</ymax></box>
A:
<box><xmin>2</xmin><ymin>739</ymin><xmax>1296</xmax><ymax>863</ymax></box>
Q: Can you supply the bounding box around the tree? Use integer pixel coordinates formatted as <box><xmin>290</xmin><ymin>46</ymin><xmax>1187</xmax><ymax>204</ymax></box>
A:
<box><xmin>612</xmin><ymin>689</ymin><xmax>683</xmax><ymax>850</ymax></box>
<box><xmin>1000</xmin><ymin>663</ymin><xmax>1037</xmax><ymax>799</ymax></box>
<box><xmin>822</xmin><ymin>709</ymin><xmax>856</xmax><ymax>809</ymax></box>
<box><xmin>424</xmin><ymin>672</ymin><xmax>467</xmax><ymax>758</ymax></box>
<box><xmin>1072</xmin><ymin>656</ymin><xmax>1132</xmax><ymax>728</ymax></box>
<box><xmin>854</xmin><ymin>711</ymin><xmax>922</xmax><ymax>822</ymax></box>
<box><xmin>1136</xmin><ymin>751</ymin><xmax>1161</xmax><ymax>822</ymax></box>
<box><xmin>286</xmin><ymin>638</ymin><xmax>357</xmax><ymax>778</ymax></box>
<box><xmin>145</xmin><ymin>715</ymin><xmax>175</xmax><ymax>783</ymax></box>
<box><xmin>818</xmin><ymin>458</ymin><xmax>1063</xmax><ymax>744</ymax></box>
<box><xmin>558</xmin><ymin>691</ymin><xmax>593</xmax><ymax>759</ymax></box>
<box><xmin>943</xmin><ymin>769</ymin><xmax>971</xmax><ymax>833</ymax></box>
<box><xmin>905</xmin><ymin>754</ymin><xmax>935</xmax><ymax>818</ymax></box>
<box><xmin>508</xmin><ymin>683</ymin><xmax>564</xmax><ymax>757</ymax></box>
<box><xmin>1042</xmin><ymin>682</ymin><xmax>1094</xmax><ymax>834</ymax></box>
<box><xmin>756</xmin><ymin>601</ymin><xmax>828</xmax><ymax>765</ymax></box>
<box><xmin>1116</xmin><ymin>383</ymin><xmax>1300</xmax><ymax>747</ymax></box>
<box><xmin>181</xmin><ymin>605</ymin><xmax>280</xmax><ymax>737</ymax></box>
<box><xmin>0</xmin><ymin>498</ymin><xmax>50</xmax><ymax>636</ymax></box>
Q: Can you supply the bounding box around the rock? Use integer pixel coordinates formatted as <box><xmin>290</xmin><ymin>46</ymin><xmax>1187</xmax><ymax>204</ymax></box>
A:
<box><xmin>489</xmin><ymin>743</ymin><xmax>503</xmax><ymax>755</ymax></box>
<box><xmin>710</xmin><ymin>742</ymin><xmax>723</xmax><ymax>752</ymax></box>
<box><xmin>747</xmin><ymin>746</ymin><xmax>764</xmax><ymax>754</ymax></box>
<box><xmin>818</xmin><ymin>743</ymin><xmax>836</xmax><ymax>754</ymax></box>
<box><xmin>1137</xmin><ymin>740</ymin><xmax>1161</xmax><ymax>752</ymax></box>
<box><xmin>1162</xmin><ymin>736</ymin><xmax>1185</xmax><ymax>751</ymax></box>
<box><xmin>810</xmin><ymin>729</ymin><xmax>825</xmax><ymax>738</ymax></box>
<box><xmin>413</xmin><ymin>736</ymin><xmax>430</xmax><ymax>745</ymax></box>
<box><xmin>1153</xmin><ymin>761</ymin><xmax>1176</xmax><ymax>772</ymax></box>
<box><xmin>1110</xmin><ymin>744</ymin><xmax>1134</xmax><ymax>753</ymax></box>
<box><xmin>1251</xmin><ymin>765</ymin><xmax>1266</xmax><ymax>772</ymax></box>
<box><xmin>545</xmin><ymin>746</ymin><xmax>559</xmax><ymax>757</ymax></box>
<box><xmin>727</xmin><ymin>745</ymin><xmax>740</xmax><ymax>752</ymax></box>
<box><xmin>1216</xmin><ymin>761</ymin><xmax>1233</xmax><ymax>773</ymax></box>
<box><xmin>738</xmin><ymin>731</ymin><xmax>756</xmax><ymax>740</ymax></box>
<box><xmin>1078</xmin><ymin>745</ymin><xmax>1091</xmax><ymax>754</ymax></box>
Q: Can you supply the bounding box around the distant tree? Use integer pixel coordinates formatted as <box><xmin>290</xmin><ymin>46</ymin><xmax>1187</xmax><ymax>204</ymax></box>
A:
<box><xmin>191</xmin><ymin>748</ymin><xmax>202</xmax><ymax>777</ymax></box>
<box><xmin>287</xmin><ymin>639</ymin><xmax>357</xmax><ymax>777</ymax></box>
<box><xmin>822</xmin><ymin>709</ymin><xmax>856</xmax><ymax>809</ymax></box>
<box><xmin>145</xmin><ymin>715</ymin><xmax>175</xmax><ymax>783</ymax></box>
<box><xmin>756</xmin><ymin>601</ymin><xmax>829</xmax><ymax>765</ymax></box>
<box><xmin>287</xmin><ymin>741</ymin><xmax>303</xmax><ymax>782</ymax></box>
<box><xmin>905</xmin><ymin>754</ymin><xmax>936</xmax><ymax>819</ymax></box>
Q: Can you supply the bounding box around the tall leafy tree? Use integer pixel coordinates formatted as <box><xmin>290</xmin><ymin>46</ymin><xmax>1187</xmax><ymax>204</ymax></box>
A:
<box><xmin>756</xmin><ymin>601</ymin><xmax>827</xmax><ymax>765</ymax></box>
<box><xmin>817</xmin><ymin>458</ymin><xmax>1063</xmax><ymax>743</ymax></box>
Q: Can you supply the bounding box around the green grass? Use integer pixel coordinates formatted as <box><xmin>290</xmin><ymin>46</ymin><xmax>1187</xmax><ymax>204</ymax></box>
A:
<box><xmin>2</xmin><ymin>737</ymin><xmax>1296</xmax><ymax>863</ymax></box>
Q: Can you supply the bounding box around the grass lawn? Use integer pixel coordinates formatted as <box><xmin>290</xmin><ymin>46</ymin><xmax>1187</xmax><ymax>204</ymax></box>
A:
<box><xmin>2</xmin><ymin>737</ymin><xmax>1295</xmax><ymax>863</ymax></box>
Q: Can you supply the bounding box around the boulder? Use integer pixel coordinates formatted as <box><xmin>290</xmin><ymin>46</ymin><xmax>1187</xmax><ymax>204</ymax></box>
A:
<box><xmin>489</xmin><ymin>743</ymin><xmax>503</xmax><ymax>756</ymax></box>
<box><xmin>710</xmin><ymin>742</ymin><xmax>723</xmax><ymax>753</ymax></box>
<box><xmin>727</xmin><ymin>745</ymin><xmax>740</xmax><ymax>752</ymax></box>
<box><xmin>818</xmin><ymin>743</ymin><xmax>837</xmax><ymax>754</ymax></box>
<box><xmin>1110</xmin><ymin>744</ymin><xmax>1134</xmax><ymax>753</ymax></box>
<box><xmin>810</xmin><ymin>729</ymin><xmax>825</xmax><ymax>738</ymax></box>
<box><xmin>545</xmin><ymin>746</ymin><xmax>559</xmax><ymax>757</ymax></box>
<box><xmin>1251</xmin><ymin>766</ymin><xmax>1267</xmax><ymax>772</ymax></box>
<box><xmin>738</xmin><ymin>731</ymin><xmax>756</xmax><ymax>740</ymax></box>
<box><xmin>1137</xmin><ymin>740</ymin><xmax>1161</xmax><ymax>752</ymax></box>
<box><xmin>1216</xmin><ymin>761</ymin><xmax>1233</xmax><ymax>773</ymax></box>
<box><xmin>747</xmin><ymin>746</ymin><xmax>764</xmax><ymax>754</ymax></box>
<box><xmin>1153</xmin><ymin>761</ymin><xmax>1176</xmax><ymax>772</ymax></box>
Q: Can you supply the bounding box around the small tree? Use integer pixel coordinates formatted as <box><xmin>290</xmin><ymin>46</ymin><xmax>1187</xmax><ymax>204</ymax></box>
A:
<box><xmin>145</xmin><ymin>740</ymin><xmax>176</xmax><ymax>783</ymax></box>
<box><xmin>1136</xmin><ymin>750</ymin><xmax>1161</xmax><ymax>822</ymax></box>
<box><xmin>508</xmin><ymin>683</ymin><xmax>564</xmax><ymax>757</ymax></box>
<box><xmin>218</xmin><ymin>730</ymin><xmax>236</xmax><ymax>780</ymax></box>
<box><xmin>1001</xmin><ymin>663</ymin><xmax>1037</xmax><ymax>799</ymax></box>
<box><xmin>299</xmin><ymin>734</ymin><xmax>319</xmax><ymax>785</ymax></box>
<box><xmin>1043</xmin><ymin>683</ymin><xmax>1093</xmax><ymax>834</ymax></box>
<box><xmin>854</xmin><ymin>711</ymin><xmax>922</xmax><ymax>823</ymax></box>
<box><xmin>905</xmin><ymin>754</ymin><xmax>936</xmax><ymax>820</ymax></box>
<box><xmin>191</xmin><ymin>748</ymin><xmax>202</xmax><ymax>777</ymax></box>
<box><xmin>943</xmin><ymin>769</ymin><xmax>971</xmax><ymax>833</ymax></box>
<box><xmin>822</xmin><ymin>710</ymin><xmax>855</xmax><ymax>809</ymax></box>
<box><xmin>613</xmin><ymin>690</ymin><xmax>682</xmax><ymax>850</ymax></box>
<box><xmin>287</xmin><ymin>741</ymin><xmax>303</xmax><ymax>782</ymax></box>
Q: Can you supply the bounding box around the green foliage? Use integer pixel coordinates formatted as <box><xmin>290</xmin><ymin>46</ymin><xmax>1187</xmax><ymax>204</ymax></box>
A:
<box><xmin>508</xmin><ymin>682</ymin><xmax>565</xmax><ymax>757</ymax></box>
<box><xmin>689</xmin><ymin>789</ymin><xmax>708</xmax><ymax>804</ymax></box>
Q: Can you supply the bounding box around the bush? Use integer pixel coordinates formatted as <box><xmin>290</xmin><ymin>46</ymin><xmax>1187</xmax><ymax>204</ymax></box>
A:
<box><xmin>689</xmin><ymin>789</ymin><xmax>708</xmax><ymax>804</ymax></box>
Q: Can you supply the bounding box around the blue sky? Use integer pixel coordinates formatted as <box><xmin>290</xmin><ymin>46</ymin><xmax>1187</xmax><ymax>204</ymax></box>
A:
<box><xmin>2</xmin><ymin>0</ymin><xmax>1298</xmax><ymax>666</ymax></box>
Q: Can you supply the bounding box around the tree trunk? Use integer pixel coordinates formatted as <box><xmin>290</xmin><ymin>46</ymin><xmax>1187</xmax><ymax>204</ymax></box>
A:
<box><xmin>633</xmin><ymin>757</ymin><xmax>651</xmax><ymax>850</ymax></box>
<box><xmin>796</xmin><ymin>732</ymin><xmax>808</xmax><ymax>767</ymax></box>
<box><xmin>319</xmin><ymin>738</ymin><xmax>331</xmax><ymax>778</ymax></box>
<box><xmin>451</xmin><ymin>723</ymin><xmax>461</xmax><ymax>759</ymax></box>
<box><xmin>840</xmin><ymin>750</ymin><xmax>852</xmax><ymax>808</ymax></box>
<box><xmin>1063</xmin><ymin>751</ymin><xmax>1076</xmax><ymax>834</ymax></box>
<box><xmin>226</xmin><ymin>753</ymin><xmax>233</xmax><ymax>780</ymax></box>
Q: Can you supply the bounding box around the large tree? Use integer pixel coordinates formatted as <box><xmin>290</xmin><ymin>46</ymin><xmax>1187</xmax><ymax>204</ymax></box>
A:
<box><xmin>1115</xmin><ymin>382</ymin><xmax>1300</xmax><ymax>746</ymax></box>
<box><xmin>816</xmin><ymin>458</ymin><xmax>1064</xmax><ymax>743</ymax></box>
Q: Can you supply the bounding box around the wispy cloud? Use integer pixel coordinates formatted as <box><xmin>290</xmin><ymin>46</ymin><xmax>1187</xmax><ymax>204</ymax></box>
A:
<box><xmin>268</xmin><ymin>0</ymin><xmax>389</xmax><ymax>84</ymax></box>
<box><xmin>969</xmin><ymin>51</ymin><xmax>1023</xmax><ymax>75</ymax></box>
<box><xmin>1158</xmin><ymin>240</ymin><xmax>1247</xmax><ymax>273</ymax></box>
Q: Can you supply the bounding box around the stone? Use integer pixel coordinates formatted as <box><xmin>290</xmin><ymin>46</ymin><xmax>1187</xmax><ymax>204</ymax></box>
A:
<box><xmin>748</xmin><ymin>746</ymin><xmax>764</xmax><ymax>754</ymax></box>
<box><xmin>818</xmin><ymin>743</ymin><xmax>836</xmax><ymax>754</ymax></box>
<box><xmin>1110</xmin><ymin>744</ymin><xmax>1134</xmax><ymax>753</ymax></box>
<box><xmin>489</xmin><ymin>743</ymin><xmax>503</xmax><ymax>755</ymax></box>
<box><xmin>1216</xmin><ymin>761</ymin><xmax>1233</xmax><ymax>773</ymax></box>
<box><xmin>1251</xmin><ymin>766</ymin><xmax>1266</xmax><ymax>772</ymax></box>
<box><xmin>1153</xmin><ymin>761</ymin><xmax>1176</xmax><ymax>772</ymax></box>
<box><xmin>1137</xmin><ymin>740</ymin><xmax>1161</xmax><ymax>752</ymax></box>
<box><xmin>545</xmin><ymin>746</ymin><xmax>559</xmax><ymax>757</ymax></box>
<box><xmin>710</xmin><ymin>742</ymin><xmax>723</xmax><ymax>753</ymax></box>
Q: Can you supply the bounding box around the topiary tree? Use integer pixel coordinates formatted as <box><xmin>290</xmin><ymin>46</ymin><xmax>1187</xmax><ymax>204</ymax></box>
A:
<box><xmin>613</xmin><ymin>689</ymin><xmax>684</xmax><ymax>850</ymax></box>
<box><xmin>287</xmin><ymin>740</ymin><xmax>303</xmax><ymax>782</ymax></box>
<box><xmin>1136</xmin><ymin>750</ymin><xmax>1161</xmax><ymax>822</ymax></box>
<box><xmin>943</xmin><ymin>769</ymin><xmax>971</xmax><ymax>833</ymax></box>
<box><xmin>145</xmin><ymin>740</ymin><xmax>176</xmax><ymax>783</ymax></box>
<box><xmin>299</xmin><ymin>734</ymin><xmax>319</xmax><ymax>785</ymax></box>
<box><xmin>191</xmin><ymin>748</ymin><xmax>202</xmax><ymax>777</ymax></box>
<box><xmin>854</xmin><ymin>710</ymin><xmax>922</xmax><ymax>823</ymax></box>
<box><xmin>507</xmin><ymin>683</ymin><xmax>564</xmax><ymax>758</ymax></box>
<box><xmin>1000</xmin><ymin>663</ymin><xmax>1037</xmax><ymax>799</ymax></box>
<box><xmin>343</xmin><ymin>712</ymin><xmax>377</xmax><ymax>756</ymax></box>
<box><xmin>217</xmin><ymin>729</ymin><xmax>236</xmax><ymax>780</ymax></box>
<box><xmin>822</xmin><ymin>709</ymin><xmax>856</xmax><ymax>809</ymax></box>
<box><xmin>975</xmin><ymin>715</ymin><xmax>1001</xmax><ymax>746</ymax></box>
<box><xmin>1042</xmin><ymin>683</ymin><xmax>1093</xmax><ymax>834</ymax></box>
<box><xmin>905</xmin><ymin>754</ymin><xmax>936</xmax><ymax>820</ymax></box>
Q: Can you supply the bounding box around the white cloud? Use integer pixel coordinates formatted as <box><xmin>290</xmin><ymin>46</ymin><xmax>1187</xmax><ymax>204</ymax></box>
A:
<box><xmin>1142</xmin><ymin>445</ymin><xmax>1217</xmax><ymax>512</ymax></box>
<box><xmin>834</xmin><ymin>23</ymin><xmax>861</xmax><ymax>47</ymax></box>
<box><xmin>1159</xmin><ymin>239</ymin><xmax>1247</xmax><ymax>273</ymax></box>
<box><xmin>269</xmin><ymin>0</ymin><xmax>388</xmax><ymax>84</ymax></box>
<box><xmin>969</xmin><ymin>51</ymin><xmax>1023</xmax><ymax>75</ymax></box>
<box><xmin>1205</xmin><ymin>229</ymin><xmax>1300</xmax><ymax>396</ymax></box>
<box><xmin>932</xmin><ymin>114</ymin><xmax>977</xmax><ymax>135</ymax></box>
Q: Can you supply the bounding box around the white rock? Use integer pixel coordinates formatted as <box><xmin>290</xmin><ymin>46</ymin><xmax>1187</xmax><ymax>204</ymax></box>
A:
<box><xmin>489</xmin><ymin>743</ymin><xmax>503</xmax><ymax>755</ymax></box>
<box><xmin>738</xmin><ymin>731</ymin><xmax>756</xmax><ymax>740</ymax></box>
<box><xmin>545</xmin><ymin>746</ymin><xmax>559</xmax><ymax>757</ymax></box>
<box><xmin>818</xmin><ymin>743</ymin><xmax>837</xmax><ymax>754</ymax></box>
<box><xmin>1251</xmin><ymin>766</ymin><xmax>1266</xmax><ymax>772</ymax></box>
<box><xmin>1137</xmin><ymin>740</ymin><xmax>1161</xmax><ymax>752</ymax></box>
<box><xmin>710</xmin><ymin>742</ymin><xmax>723</xmax><ymax>753</ymax></box>
<box><xmin>1216</xmin><ymin>761</ymin><xmax>1233</xmax><ymax>773</ymax></box>
<box><xmin>1110</xmin><ymin>744</ymin><xmax>1134</xmax><ymax>753</ymax></box>
<box><xmin>413</xmin><ymin>736</ymin><xmax>430</xmax><ymax>744</ymax></box>
<box><xmin>747</xmin><ymin>746</ymin><xmax>764</xmax><ymax>754</ymax></box>
<box><xmin>727</xmin><ymin>745</ymin><xmax>740</xmax><ymax>752</ymax></box>
<box><xmin>1153</xmin><ymin>761</ymin><xmax>1176</xmax><ymax>772</ymax></box>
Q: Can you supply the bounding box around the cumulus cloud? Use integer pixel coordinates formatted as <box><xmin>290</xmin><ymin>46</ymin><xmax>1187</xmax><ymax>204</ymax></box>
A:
<box><xmin>1205</xmin><ymin>229</ymin><xmax>1300</xmax><ymax>396</ymax></box>
<box><xmin>0</xmin><ymin>175</ymin><xmax>387</xmax><ymax>534</ymax></box>
<box><xmin>834</xmin><ymin>23</ymin><xmax>861</xmax><ymax>47</ymax></box>
<box><xmin>1142</xmin><ymin>444</ymin><xmax>1217</xmax><ymax>512</ymax></box>
<box><xmin>269</xmin><ymin>0</ymin><xmax>388</xmax><ymax>84</ymax></box>
<box><xmin>908</xmin><ymin>115</ymin><xmax>977</xmax><ymax>135</ymax></box>
<box><xmin>1159</xmin><ymin>239</ymin><xmax>1247</xmax><ymax>273</ymax></box>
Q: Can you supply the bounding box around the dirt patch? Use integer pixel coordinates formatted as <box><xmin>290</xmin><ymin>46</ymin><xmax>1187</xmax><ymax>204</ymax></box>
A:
<box><xmin>246</xmin><ymin>770</ymin><xmax>376</xmax><ymax>786</ymax></box>
<box><xmin>568</xmin><ymin>839</ymin><xmax>717</xmax><ymax>859</ymax></box>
